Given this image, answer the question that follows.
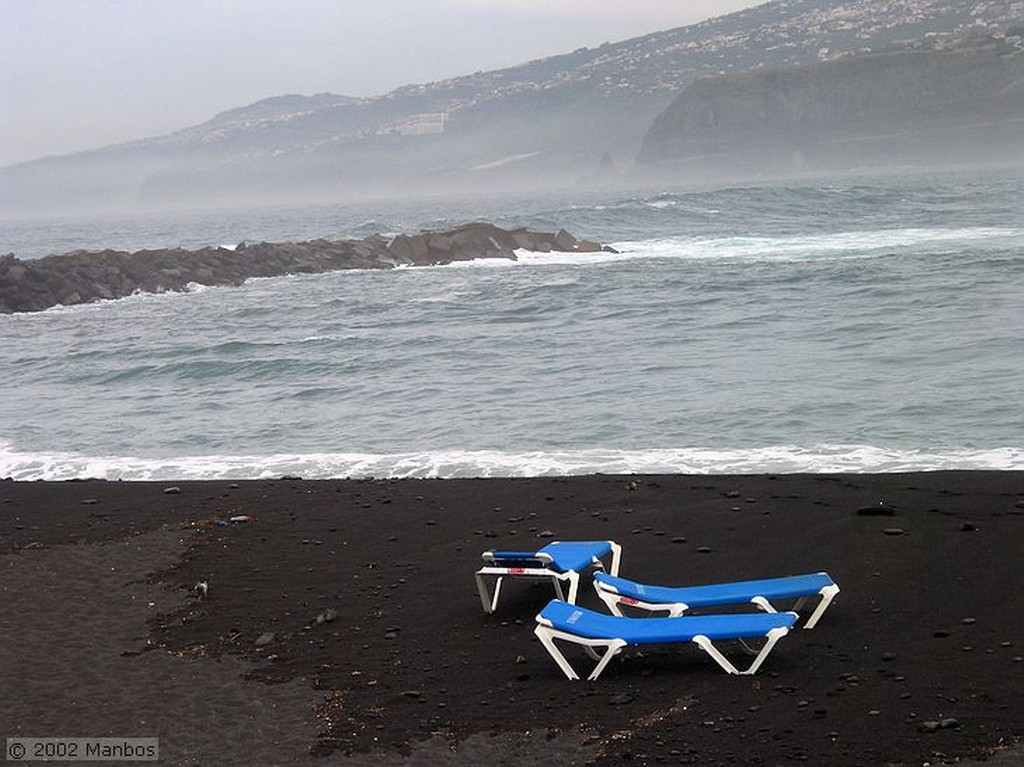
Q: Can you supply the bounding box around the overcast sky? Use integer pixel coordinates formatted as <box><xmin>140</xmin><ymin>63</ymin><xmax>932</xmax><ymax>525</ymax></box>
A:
<box><xmin>1</xmin><ymin>0</ymin><xmax>763</xmax><ymax>166</ymax></box>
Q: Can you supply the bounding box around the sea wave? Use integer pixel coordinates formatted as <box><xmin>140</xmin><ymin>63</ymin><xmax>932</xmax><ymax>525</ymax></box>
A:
<box><xmin>613</xmin><ymin>226</ymin><xmax>1024</xmax><ymax>264</ymax></box>
<box><xmin>2</xmin><ymin>441</ymin><xmax>1021</xmax><ymax>481</ymax></box>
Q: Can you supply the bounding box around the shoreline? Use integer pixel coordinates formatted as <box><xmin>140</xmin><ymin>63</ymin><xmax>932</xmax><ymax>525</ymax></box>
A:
<box><xmin>2</xmin><ymin>472</ymin><xmax>1022</xmax><ymax>765</ymax></box>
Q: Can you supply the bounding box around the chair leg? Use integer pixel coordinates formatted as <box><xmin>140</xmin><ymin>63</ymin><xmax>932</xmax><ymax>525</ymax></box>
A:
<box><xmin>534</xmin><ymin>625</ymin><xmax>581</xmax><ymax>680</ymax></box>
<box><xmin>588</xmin><ymin>640</ymin><xmax>627</xmax><ymax>681</ymax></box>
<box><xmin>608</xmin><ymin>541</ymin><xmax>623</xmax><ymax>576</ymax></box>
<box><xmin>565</xmin><ymin>572</ymin><xmax>581</xmax><ymax>604</ymax></box>
<box><xmin>551</xmin><ymin>576</ymin><xmax>566</xmax><ymax>603</ymax></box>
<box><xmin>750</xmin><ymin>596</ymin><xmax>777</xmax><ymax>614</ymax></box>
<box><xmin>533</xmin><ymin>625</ymin><xmax>627</xmax><ymax>681</ymax></box>
<box><xmin>596</xmin><ymin>589</ymin><xmax>625</xmax><ymax>616</ymax></box>
<box><xmin>804</xmin><ymin>583</ymin><xmax>840</xmax><ymax>629</ymax></box>
<box><xmin>476</xmin><ymin>573</ymin><xmax>502</xmax><ymax>613</ymax></box>
<box><xmin>692</xmin><ymin>625</ymin><xmax>790</xmax><ymax>675</ymax></box>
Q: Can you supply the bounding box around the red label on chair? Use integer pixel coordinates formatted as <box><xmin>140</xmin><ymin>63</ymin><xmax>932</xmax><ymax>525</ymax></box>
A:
<box><xmin>622</xmin><ymin>597</ymin><xmax>639</xmax><ymax>605</ymax></box>
<box><xmin>509</xmin><ymin>567</ymin><xmax>525</xmax><ymax>574</ymax></box>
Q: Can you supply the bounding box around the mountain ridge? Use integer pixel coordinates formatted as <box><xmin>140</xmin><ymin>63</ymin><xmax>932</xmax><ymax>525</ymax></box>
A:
<box><xmin>3</xmin><ymin>0</ymin><xmax>1023</xmax><ymax>214</ymax></box>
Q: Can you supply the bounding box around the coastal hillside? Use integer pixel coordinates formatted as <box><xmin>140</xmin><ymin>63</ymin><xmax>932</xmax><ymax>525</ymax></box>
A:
<box><xmin>639</xmin><ymin>35</ymin><xmax>1024</xmax><ymax>175</ymax></box>
<box><xmin>2</xmin><ymin>0</ymin><xmax>1023</xmax><ymax>214</ymax></box>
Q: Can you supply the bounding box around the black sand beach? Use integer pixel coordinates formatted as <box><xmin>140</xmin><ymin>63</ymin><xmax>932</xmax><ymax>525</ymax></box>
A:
<box><xmin>1</xmin><ymin>473</ymin><xmax>1022</xmax><ymax>765</ymax></box>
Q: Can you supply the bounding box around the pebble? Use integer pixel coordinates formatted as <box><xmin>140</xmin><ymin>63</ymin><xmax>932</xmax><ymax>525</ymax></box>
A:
<box><xmin>697</xmin><ymin>546</ymin><xmax>712</xmax><ymax>553</ymax></box>
<box><xmin>856</xmin><ymin>503</ymin><xmax>896</xmax><ymax>516</ymax></box>
<box><xmin>882</xmin><ymin>527</ymin><xmax>905</xmax><ymax>536</ymax></box>
<box><xmin>608</xmin><ymin>693</ymin><xmax>634</xmax><ymax>706</ymax></box>
<box><xmin>163</xmin><ymin>486</ymin><xmax>181</xmax><ymax>495</ymax></box>
<box><xmin>254</xmin><ymin>632</ymin><xmax>276</xmax><ymax>647</ymax></box>
<box><xmin>671</xmin><ymin>537</ymin><xmax>687</xmax><ymax>543</ymax></box>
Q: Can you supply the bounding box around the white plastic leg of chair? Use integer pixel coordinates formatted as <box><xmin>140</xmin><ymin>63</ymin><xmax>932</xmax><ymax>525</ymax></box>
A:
<box><xmin>608</xmin><ymin>541</ymin><xmax>623</xmax><ymax>576</ymax></box>
<box><xmin>593</xmin><ymin>585</ymin><xmax>622</xmax><ymax>614</ymax></box>
<box><xmin>534</xmin><ymin>626</ymin><xmax>628</xmax><ymax>681</ymax></box>
<box><xmin>803</xmin><ymin>583</ymin><xmax>840</xmax><ymax>629</ymax></box>
<box><xmin>565</xmin><ymin>572</ymin><xmax>581</xmax><ymax>604</ymax></box>
<box><xmin>476</xmin><ymin>573</ymin><xmax>502</xmax><ymax>613</ymax></box>
<box><xmin>533</xmin><ymin>625</ymin><xmax>581</xmax><ymax>680</ymax></box>
<box><xmin>551</xmin><ymin>575</ymin><xmax>566</xmax><ymax>603</ymax></box>
<box><xmin>744</xmin><ymin>627</ymin><xmax>789</xmax><ymax>674</ymax></box>
<box><xmin>588</xmin><ymin>638</ymin><xmax>627</xmax><ymax>681</ymax></box>
<box><xmin>692</xmin><ymin>625</ymin><xmax>790</xmax><ymax>675</ymax></box>
<box><xmin>750</xmin><ymin>595</ymin><xmax>777</xmax><ymax>613</ymax></box>
<box><xmin>692</xmin><ymin>635</ymin><xmax>742</xmax><ymax>674</ymax></box>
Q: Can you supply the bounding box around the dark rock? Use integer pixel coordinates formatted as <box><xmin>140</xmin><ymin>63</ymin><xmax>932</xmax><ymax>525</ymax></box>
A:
<box><xmin>608</xmin><ymin>693</ymin><xmax>634</xmax><ymax>705</ymax></box>
<box><xmin>314</xmin><ymin>608</ymin><xmax>339</xmax><ymax>625</ymax></box>
<box><xmin>0</xmin><ymin>224</ymin><xmax>609</xmax><ymax>314</ymax></box>
<box><xmin>856</xmin><ymin>504</ymin><xmax>897</xmax><ymax>516</ymax></box>
<box><xmin>254</xmin><ymin>632</ymin><xmax>276</xmax><ymax>647</ymax></box>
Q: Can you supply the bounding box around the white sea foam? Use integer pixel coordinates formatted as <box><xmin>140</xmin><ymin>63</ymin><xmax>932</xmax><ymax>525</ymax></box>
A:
<box><xmin>1</xmin><ymin>440</ymin><xmax>1020</xmax><ymax>482</ymax></box>
<box><xmin>613</xmin><ymin>226</ymin><xmax>1024</xmax><ymax>264</ymax></box>
<box><xmin>414</xmin><ymin>226</ymin><xmax>1024</xmax><ymax>272</ymax></box>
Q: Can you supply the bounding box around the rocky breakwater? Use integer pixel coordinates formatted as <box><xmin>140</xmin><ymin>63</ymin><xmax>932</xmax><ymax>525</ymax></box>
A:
<box><xmin>0</xmin><ymin>223</ymin><xmax>609</xmax><ymax>314</ymax></box>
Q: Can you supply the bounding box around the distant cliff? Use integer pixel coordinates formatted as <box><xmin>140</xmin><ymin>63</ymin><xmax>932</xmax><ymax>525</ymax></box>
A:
<box><xmin>639</xmin><ymin>37</ymin><xmax>1024</xmax><ymax>173</ymax></box>
<box><xmin>0</xmin><ymin>224</ymin><xmax>606</xmax><ymax>314</ymax></box>
<box><xmin>5</xmin><ymin>1</ymin><xmax>1024</xmax><ymax>214</ymax></box>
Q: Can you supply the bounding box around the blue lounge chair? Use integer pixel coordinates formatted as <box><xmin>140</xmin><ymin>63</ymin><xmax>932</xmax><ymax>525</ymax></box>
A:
<box><xmin>475</xmin><ymin>540</ymin><xmax>622</xmax><ymax>613</ymax></box>
<box><xmin>534</xmin><ymin>599</ymin><xmax>797</xmax><ymax>680</ymax></box>
<box><xmin>593</xmin><ymin>571</ymin><xmax>839</xmax><ymax>629</ymax></box>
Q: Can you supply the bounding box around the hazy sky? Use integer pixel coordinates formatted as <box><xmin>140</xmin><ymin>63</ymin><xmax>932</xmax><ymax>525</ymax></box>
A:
<box><xmin>1</xmin><ymin>0</ymin><xmax>763</xmax><ymax>166</ymax></box>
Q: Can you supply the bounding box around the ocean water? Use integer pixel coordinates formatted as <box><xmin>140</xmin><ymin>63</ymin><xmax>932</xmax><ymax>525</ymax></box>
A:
<box><xmin>2</xmin><ymin>168</ymin><xmax>1023</xmax><ymax>480</ymax></box>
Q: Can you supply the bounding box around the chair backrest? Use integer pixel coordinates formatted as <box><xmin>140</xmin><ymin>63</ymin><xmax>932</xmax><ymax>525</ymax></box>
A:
<box><xmin>481</xmin><ymin>550</ymin><xmax>553</xmax><ymax>568</ymax></box>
